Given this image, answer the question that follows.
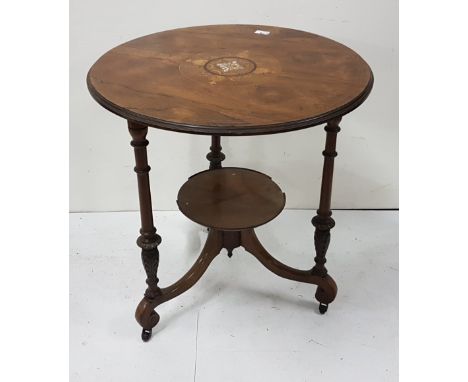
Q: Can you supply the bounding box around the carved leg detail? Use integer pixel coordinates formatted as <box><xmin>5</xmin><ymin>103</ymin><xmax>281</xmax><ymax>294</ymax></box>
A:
<box><xmin>128</xmin><ymin>121</ymin><xmax>163</xmax><ymax>341</ymax></box>
<box><xmin>310</xmin><ymin>117</ymin><xmax>341</xmax><ymax>312</ymax></box>
<box><xmin>128</xmin><ymin>117</ymin><xmax>343</xmax><ymax>339</ymax></box>
<box><xmin>311</xmin><ymin>216</ymin><xmax>335</xmax><ymax>277</ymax></box>
<box><xmin>206</xmin><ymin>135</ymin><xmax>225</xmax><ymax>170</ymax></box>
<box><xmin>135</xmin><ymin>229</ymin><xmax>224</xmax><ymax>340</ymax></box>
<box><xmin>135</xmin><ymin>241</ymin><xmax>164</xmax><ymax>341</ymax></box>
<box><xmin>140</xmin><ymin>247</ymin><xmax>160</xmax><ymax>296</ymax></box>
<box><xmin>135</xmin><ymin>246</ymin><xmax>162</xmax><ymax>341</ymax></box>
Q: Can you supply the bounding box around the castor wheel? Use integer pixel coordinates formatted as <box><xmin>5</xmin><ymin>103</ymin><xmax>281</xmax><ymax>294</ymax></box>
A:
<box><xmin>319</xmin><ymin>303</ymin><xmax>328</xmax><ymax>314</ymax></box>
<box><xmin>141</xmin><ymin>328</ymin><xmax>152</xmax><ymax>342</ymax></box>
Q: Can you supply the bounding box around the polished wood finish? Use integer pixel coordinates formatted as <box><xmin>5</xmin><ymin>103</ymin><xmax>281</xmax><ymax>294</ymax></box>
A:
<box><xmin>88</xmin><ymin>25</ymin><xmax>373</xmax><ymax>135</ymax></box>
<box><xmin>128</xmin><ymin>121</ymin><xmax>163</xmax><ymax>340</ymax></box>
<box><xmin>135</xmin><ymin>224</ymin><xmax>337</xmax><ymax>341</ymax></box>
<box><xmin>177</xmin><ymin>168</ymin><xmax>286</xmax><ymax>231</ymax></box>
<box><xmin>222</xmin><ymin>230</ymin><xmax>241</xmax><ymax>258</ymax></box>
<box><xmin>128</xmin><ymin>121</ymin><xmax>162</xmax><ymax>294</ymax></box>
<box><xmin>136</xmin><ymin>229</ymin><xmax>224</xmax><ymax>340</ymax></box>
<box><xmin>87</xmin><ymin>25</ymin><xmax>374</xmax><ymax>341</ymax></box>
<box><xmin>206</xmin><ymin>135</ymin><xmax>225</xmax><ymax>169</ymax></box>
<box><xmin>311</xmin><ymin>118</ymin><xmax>341</xmax><ymax>278</ymax></box>
<box><xmin>241</xmin><ymin>229</ymin><xmax>337</xmax><ymax>304</ymax></box>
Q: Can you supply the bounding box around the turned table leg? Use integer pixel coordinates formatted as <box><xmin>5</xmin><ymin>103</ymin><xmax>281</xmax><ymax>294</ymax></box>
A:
<box><xmin>128</xmin><ymin>121</ymin><xmax>162</xmax><ymax>341</ymax></box>
<box><xmin>311</xmin><ymin>117</ymin><xmax>341</xmax><ymax>313</ymax></box>
<box><xmin>206</xmin><ymin>135</ymin><xmax>225</xmax><ymax>170</ymax></box>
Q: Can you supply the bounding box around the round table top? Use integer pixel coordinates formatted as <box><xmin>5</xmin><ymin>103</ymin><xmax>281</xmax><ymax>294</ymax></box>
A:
<box><xmin>87</xmin><ymin>24</ymin><xmax>373</xmax><ymax>136</ymax></box>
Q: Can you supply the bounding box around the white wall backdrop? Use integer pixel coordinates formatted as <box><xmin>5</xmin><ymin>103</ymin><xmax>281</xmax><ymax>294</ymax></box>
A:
<box><xmin>70</xmin><ymin>0</ymin><xmax>398</xmax><ymax>212</ymax></box>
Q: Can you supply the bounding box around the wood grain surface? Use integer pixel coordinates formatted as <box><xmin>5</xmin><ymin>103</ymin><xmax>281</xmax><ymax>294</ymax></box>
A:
<box><xmin>87</xmin><ymin>25</ymin><xmax>373</xmax><ymax>135</ymax></box>
<box><xmin>177</xmin><ymin>168</ymin><xmax>285</xmax><ymax>230</ymax></box>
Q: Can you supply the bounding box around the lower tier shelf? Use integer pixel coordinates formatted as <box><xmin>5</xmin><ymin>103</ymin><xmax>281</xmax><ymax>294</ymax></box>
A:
<box><xmin>177</xmin><ymin>167</ymin><xmax>285</xmax><ymax>230</ymax></box>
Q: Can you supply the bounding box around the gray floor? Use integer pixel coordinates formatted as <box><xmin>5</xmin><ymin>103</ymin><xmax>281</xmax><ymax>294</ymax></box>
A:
<box><xmin>70</xmin><ymin>210</ymin><xmax>398</xmax><ymax>382</ymax></box>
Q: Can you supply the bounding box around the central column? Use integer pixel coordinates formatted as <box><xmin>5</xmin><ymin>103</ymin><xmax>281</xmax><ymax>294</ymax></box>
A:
<box><xmin>206</xmin><ymin>135</ymin><xmax>226</xmax><ymax>170</ymax></box>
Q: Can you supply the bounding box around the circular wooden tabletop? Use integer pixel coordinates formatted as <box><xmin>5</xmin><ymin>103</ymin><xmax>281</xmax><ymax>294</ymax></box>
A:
<box><xmin>87</xmin><ymin>25</ymin><xmax>373</xmax><ymax>136</ymax></box>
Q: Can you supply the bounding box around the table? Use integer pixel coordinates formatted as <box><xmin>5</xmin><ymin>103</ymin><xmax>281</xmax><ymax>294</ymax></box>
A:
<box><xmin>87</xmin><ymin>24</ymin><xmax>373</xmax><ymax>342</ymax></box>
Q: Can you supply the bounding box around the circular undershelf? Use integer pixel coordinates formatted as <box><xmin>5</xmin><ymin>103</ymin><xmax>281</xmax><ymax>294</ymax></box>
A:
<box><xmin>177</xmin><ymin>167</ymin><xmax>285</xmax><ymax>231</ymax></box>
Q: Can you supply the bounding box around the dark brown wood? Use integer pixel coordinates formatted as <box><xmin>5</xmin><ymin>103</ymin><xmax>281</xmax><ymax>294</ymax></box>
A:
<box><xmin>135</xmin><ymin>225</ymin><xmax>338</xmax><ymax>340</ymax></box>
<box><xmin>87</xmin><ymin>25</ymin><xmax>373</xmax><ymax>136</ymax></box>
<box><xmin>177</xmin><ymin>167</ymin><xmax>286</xmax><ymax>231</ymax></box>
<box><xmin>128</xmin><ymin>121</ymin><xmax>163</xmax><ymax>340</ymax></box>
<box><xmin>241</xmin><ymin>229</ymin><xmax>337</xmax><ymax>304</ymax></box>
<box><xmin>87</xmin><ymin>26</ymin><xmax>374</xmax><ymax>340</ymax></box>
<box><xmin>206</xmin><ymin>135</ymin><xmax>225</xmax><ymax>169</ymax></box>
<box><xmin>135</xmin><ymin>229</ymin><xmax>224</xmax><ymax>340</ymax></box>
<box><xmin>222</xmin><ymin>230</ymin><xmax>241</xmax><ymax>258</ymax></box>
<box><xmin>128</xmin><ymin>129</ymin><xmax>346</xmax><ymax>339</ymax></box>
<box><xmin>128</xmin><ymin>120</ymin><xmax>347</xmax><ymax>340</ymax></box>
<box><xmin>311</xmin><ymin>118</ymin><xmax>341</xmax><ymax>305</ymax></box>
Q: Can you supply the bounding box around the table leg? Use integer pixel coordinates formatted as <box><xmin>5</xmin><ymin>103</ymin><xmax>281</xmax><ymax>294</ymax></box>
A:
<box><xmin>241</xmin><ymin>229</ymin><xmax>337</xmax><ymax>301</ymax></box>
<box><xmin>134</xmin><ymin>229</ymin><xmax>223</xmax><ymax>342</ymax></box>
<box><xmin>311</xmin><ymin>117</ymin><xmax>341</xmax><ymax>313</ymax></box>
<box><xmin>206</xmin><ymin>135</ymin><xmax>225</xmax><ymax>170</ymax></box>
<box><xmin>128</xmin><ymin>121</ymin><xmax>162</xmax><ymax>341</ymax></box>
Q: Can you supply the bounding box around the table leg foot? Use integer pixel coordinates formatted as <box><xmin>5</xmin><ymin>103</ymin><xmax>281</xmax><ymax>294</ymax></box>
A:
<box><xmin>318</xmin><ymin>303</ymin><xmax>328</xmax><ymax>314</ymax></box>
<box><xmin>135</xmin><ymin>295</ymin><xmax>161</xmax><ymax>341</ymax></box>
<box><xmin>135</xmin><ymin>229</ymin><xmax>224</xmax><ymax>341</ymax></box>
<box><xmin>141</xmin><ymin>328</ymin><xmax>152</xmax><ymax>342</ymax></box>
<box><xmin>314</xmin><ymin>274</ymin><xmax>338</xmax><ymax>313</ymax></box>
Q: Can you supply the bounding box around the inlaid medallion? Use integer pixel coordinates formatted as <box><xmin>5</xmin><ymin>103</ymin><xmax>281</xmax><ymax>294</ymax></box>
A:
<box><xmin>204</xmin><ymin>57</ymin><xmax>256</xmax><ymax>76</ymax></box>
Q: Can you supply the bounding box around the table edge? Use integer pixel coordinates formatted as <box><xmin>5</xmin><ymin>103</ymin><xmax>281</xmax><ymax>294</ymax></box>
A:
<box><xmin>87</xmin><ymin>69</ymin><xmax>373</xmax><ymax>136</ymax></box>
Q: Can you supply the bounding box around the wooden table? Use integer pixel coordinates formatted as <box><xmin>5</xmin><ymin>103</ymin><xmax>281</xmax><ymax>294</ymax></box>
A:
<box><xmin>87</xmin><ymin>24</ymin><xmax>373</xmax><ymax>342</ymax></box>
